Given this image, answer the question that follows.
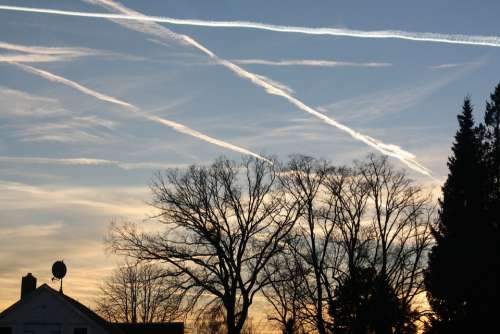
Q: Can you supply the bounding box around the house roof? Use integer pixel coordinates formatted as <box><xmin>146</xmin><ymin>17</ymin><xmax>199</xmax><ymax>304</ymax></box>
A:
<box><xmin>0</xmin><ymin>284</ymin><xmax>184</xmax><ymax>334</ymax></box>
<box><xmin>0</xmin><ymin>284</ymin><xmax>122</xmax><ymax>334</ymax></box>
<box><xmin>55</xmin><ymin>287</ymin><xmax>123</xmax><ymax>334</ymax></box>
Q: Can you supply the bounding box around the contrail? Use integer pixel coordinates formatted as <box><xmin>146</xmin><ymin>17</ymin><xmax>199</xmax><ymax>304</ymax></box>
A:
<box><xmin>8</xmin><ymin>61</ymin><xmax>269</xmax><ymax>162</ymax></box>
<box><xmin>233</xmin><ymin>59</ymin><xmax>392</xmax><ymax>68</ymax></box>
<box><xmin>0</xmin><ymin>1</ymin><xmax>432</xmax><ymax>174</ymax></box>
<box><xmin>0</xmin><ymin>4</ymin><xmax>500</xmax><ymax>48</ymax></box>
<box><xmin>84</xmin><ymin>0</ymin><xmax>431</xmax><ymax>176</ymax></box>
<box><xmin>10</xmin><ymin>62</ymin><xmax>136</xmax><ymax>108</ymax></box>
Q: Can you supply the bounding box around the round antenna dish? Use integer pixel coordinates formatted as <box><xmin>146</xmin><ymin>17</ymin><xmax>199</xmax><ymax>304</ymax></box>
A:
<box><xmin>52</xmin><ymin>260</ymin><xmax>67</xmax><ymax>279</ymax></box>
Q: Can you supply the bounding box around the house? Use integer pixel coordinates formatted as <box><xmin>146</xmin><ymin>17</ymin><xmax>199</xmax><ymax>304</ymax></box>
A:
<box><xmin>0</xmin><ymin>274</ymin><xmax>183</xmax><ymax>334</ymax></box>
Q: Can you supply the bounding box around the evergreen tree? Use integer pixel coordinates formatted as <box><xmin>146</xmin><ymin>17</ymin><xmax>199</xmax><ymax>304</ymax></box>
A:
<box><xmin>479</xmin><ymin>83</ymin><xmax>500</xmax><ymax>326</ymax></box>
<box><xmin>330</xmin><ymin>267</ymin><xmax>416</xmax><ymax>334</ymax></box>
<box><xmin>329</xmin><ymin>267</ymin><xmax>377</xmax><ymax>334</ymax></box>
<box><xmin>425</xmin><ymin>97</ymin><xmax>490</xmax><ymax>332</ymax></box>
<box><xmin>484</xmin><ymin>83</ymin><xmax>500</xmax><ymax>226</ymax></box>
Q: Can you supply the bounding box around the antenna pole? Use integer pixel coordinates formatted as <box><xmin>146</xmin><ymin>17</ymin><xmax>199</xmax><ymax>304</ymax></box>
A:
<box><xmin>59</xmin><ymin>278</ymin><xmax>63</xmax><ymax>293</ymax></box>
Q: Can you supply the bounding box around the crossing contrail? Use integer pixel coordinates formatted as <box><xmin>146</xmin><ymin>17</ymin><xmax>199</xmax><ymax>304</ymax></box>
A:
<box><xmin>8</xmin><ymin>61</ymin><xmax>270</xmax><ymax>162</ymax></box>
<box><xmin>82</xmin><ymin>0</ymin><xmax>432</xmax><ymax>176</ymax></box>
<box><xmin>0</xmin><ymin>4</ymin><xmax>500</xmax><ymax>47</ymax></box>
<box><xmin>0</xmin><ymin>1</ymin><xmax>433</xmax><ymax>174</ymax></box>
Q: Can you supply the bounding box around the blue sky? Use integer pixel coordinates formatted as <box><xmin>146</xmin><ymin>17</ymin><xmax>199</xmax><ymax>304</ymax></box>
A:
<box><xmin>1</xmin><ymin>0</ymin><xmax>500</xmax><ymax>319</ymax></box>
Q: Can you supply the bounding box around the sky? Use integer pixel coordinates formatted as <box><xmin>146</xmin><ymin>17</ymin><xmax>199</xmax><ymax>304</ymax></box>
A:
<box><xmin>1</xmin><ymin>0</ymin><xmax>500</xmax><ymax>327</ymax></box>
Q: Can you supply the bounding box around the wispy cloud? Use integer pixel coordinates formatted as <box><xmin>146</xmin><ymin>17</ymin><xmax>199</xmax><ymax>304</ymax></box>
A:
<box><xmin>148</xmin><ymin>95</ymin><xmax>195</xmax><ymax>117</ymax></box>
<box><xmin>1</xmin><ymin>4</ymin><xmax>500</xmax><ymax>47</ymax></box>
<box><xmin>233</xmin><ymin>59</ymin><xmax>392</xmax><ymax>68</ymax></box>
<box><xmin>6</xmin><ymin>61</ymin><xmax>268</xmax><ymax>161</ymax></box>
<box><xmin>0</xmin><ymin>156</ymin><xmax>189</xmax><ymax>170</ymax></box>
<box><xmin>0</xmin><ymin>85</ymin><xmax>118</xmax><ymax>142</ymax></box>
<box><xmin>13</xmin><ymin>118</ymin><xmax>114</xmax><ymax>143</ymax></box>
<box><xmin>0</xmin><ymin>156</ymin><xmax>117</xmax><ymax>166</ymax></box>
<box><xmin>0</xmin><ymin>180</ymin><xmax>150</xmax><ymax>214</ymax></box>
<box><xmin>0</xmin><ymin>53</ymin><xmax>75</xmax><ymax>63</ymax></box>
<box><xmin>73</xmin><ymin>115</ymin><xmax>116</xmax><ymax>130</ymax></box>
<box><xmin>319</xmin><ymin>87</ymin><xmax>430</xmax><ymax>122</ymax></box>
<box><xmin>147</xmin><ymin>38</ymin><xmax>171</xmax><ymax>48</ymax></box>
<box><xmin>0</xmin><ymin>222</ymin><xmax>64</xmax><ymax>238</ymax></box>
<box><xmin>83</xmin><ymin>0</ymin><xmax>431</xmax><ymax>176</ymax></box>
<box><xmin>318</xmin><ymin>62</ymin><xmax>481</xmax><ymax>122</ymax></box>
<box><xmin>0</xmin><ymin>41</ymin><xmax>143</xmax><ymax>63</ymax></box>
<box><xmin>429</xmin><ymin>62</ymin><xmax>482</xmax><ymax>69</ymax></box>
<box><xmin>0</xmin><ymin>41</ymin><xmax>100</xmax><ymax>57</ymax></box>
<box><xmin>0</xmin><ymin>86</ymin><xmax>66</xmax><ymax>117</ymax></box>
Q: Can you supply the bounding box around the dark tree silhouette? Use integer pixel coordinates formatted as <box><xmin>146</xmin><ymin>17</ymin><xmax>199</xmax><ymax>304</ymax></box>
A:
<box><xmin>425</xmin><ymin>97</ymin><xmax>490</xmax><ymax>332</ymax></box>
<box><xmin>368</xmin><ymin>275</ymin><xmax>417</xmax><ymax>334</ymax></box>
<box><xmin>107</xmin><ymin>157</ymin><xmax>302</xmax><ymax>334</ymax></box>
<box><xmin>327</xmin><ymin>156</ymin><xmax>430</xmax><ymax>334</ymax></box>
<box><xmin>330</xmin><ymin>268</ymin><xmax>418</xmax><ymax>334</ymax></box>
<box><xmin>194</xmin><ymin>306</ymin><xmax>225</xmax><ymax>334</ymax></box>
<box><xmin>95</xmin><ymin>262</ymin><xmax>182</xmax><ymax>323</ymax></box>
<box><xmin>278</xmin><ymin>156</ymin><xmax>334</xmax><ymax>334</ymax></box>
<box><xmin>479</xmin><ymin>83</ymin><xmax>500</xmax><ymax>328</ymax></box>
<box><xmin>484</xmin><ymin>83</ymin><xmax>500</xmax><ymax>211</ymax></box>
<box><xmin>262</xmin><ymin>243</ymin><xmax>307</xmax><ymax>334</ymax></box>
<box><xmin>262</xmin><ymin>155</ymin><xmax>433</xmax><ymax>333</ymax></box>
<box><xmin>329</xmin><ymin>267</ymin><xmax>376</xmax><ymax>334</ymax></box>
<box><xmin>357</xmin><ymin>155</ymin><xmax>433</xmax><ymax>314</ymax></box>
<box><xmin>105</xmin><ymin>155</ymin><xmax>433</xmax><ymax>333</ymax></box>
<box><xmin>194</xmin><ymin>305</ymin><xmax>256</xmax><ymax>334</ymax></box>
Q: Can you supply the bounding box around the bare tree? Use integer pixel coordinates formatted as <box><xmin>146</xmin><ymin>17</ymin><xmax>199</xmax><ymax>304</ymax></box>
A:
<box><xmin>277</xmin><ymin>155</ymin><xmax>338</xmax><ymax>334</ymax></box>
<box><xmin>262</xmin><ymin>155</ymin><xmax>434</xmax><ymax>333</ymax></box>
<box><xmin>262</xmin><ymin>245</ymin><xmax>308</xmax><ymax>334</ymax></box>
<box><xmin>324</xmin><ymin>165</ymin><xmax>371</xmax><ymax>276</ymax></box>
<box><xmin>194</xmin><ymin>305</ymin><xmax>225</xmax><ymax>334</ymax></box>
<box><xmin>194</xmin><ymin>305</ymin><xmax>257</xmax><ymax>334</ymax></box>
<box><xmin>107</xmin><ymin>157</ymin><xmax>302</xmax><ymax>334</ymax></box>
<box><xmin>327</xmin><ymin>155</ymin><xmax>434</xmax><ymax>333</ymax></box>
<box><xmin>96</xmin><ymin>261</ymin><xmax>182</xmax><ymax>323</ymax></box>
<box><xmin>358</xmin><ymin>155</ymin><xmax>434</xmax><ymax>312</ymax></box>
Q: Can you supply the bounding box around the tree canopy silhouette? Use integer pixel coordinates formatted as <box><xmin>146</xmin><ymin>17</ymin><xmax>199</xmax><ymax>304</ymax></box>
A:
<box><xmin>107</xmin><ymin>157</ymin><xmax>302</xmax><ymax>334</ymax></box>
<box><xmin>262</xmin><ymin>155</ymin><xmax>433</xmax><ymax>334</ymax></box>
<box><xmin>106</xmin><ymin>155</ymin><xmax>434</xmax><ymax>334</ymax></box>
<box><xmin>96</xmin><ymin>262</ymin><xmax>182</xmax><ymax>323</ymax></box>
<box><xmin>425</xmin><ymin>91</ymin><xmax>500</xmax><ymax>332</ymax></box>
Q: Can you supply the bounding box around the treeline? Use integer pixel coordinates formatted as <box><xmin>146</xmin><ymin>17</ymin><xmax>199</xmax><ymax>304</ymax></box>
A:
<box><xmin>96</xmin><ymin>83</ymin><xmax>500</xmax><ymax>334</ymax></box>
<box><xmin>99</xmin><ymin>154</ymin><xmax>435</xmax><ymax>334</ymax></box>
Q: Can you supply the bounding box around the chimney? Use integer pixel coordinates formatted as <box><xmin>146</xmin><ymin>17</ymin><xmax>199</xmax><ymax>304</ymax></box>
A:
<box><xmin>21</xmin><ymin>273</ymin><xmax>37</xmax><ymax>299</ymax></box>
